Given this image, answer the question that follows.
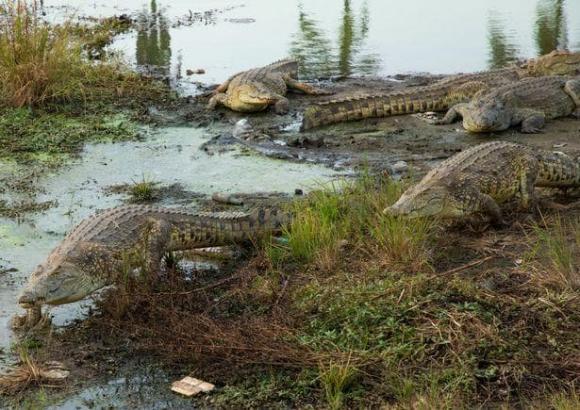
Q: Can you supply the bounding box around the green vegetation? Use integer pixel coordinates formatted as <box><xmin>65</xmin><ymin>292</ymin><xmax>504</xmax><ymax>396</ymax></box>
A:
<box><xmin>0</xmin><ymin>0</ymin><xmax>171</xmax><ymax>166</ymax></box>
<box><xmin>0</xmin><ymin>0</ymin><xmax>165</xmax><ymax>109</ymax></box>
<box><xmin>128</xmin><ymin>177</ymin><xmax>158</xmax><ymax>202</ymax></box>
<box><xmin>319</xmin><ymin>358</ymin><xmax>358</xmax><ymax>410</ymax></box>
<box><xmin>529</xmin><ymin>213</ymin><xmax>579</xmax><ymax>289</ymax></box>
<box><xmin>0</xmin><ymin>108</ymin><xmax>138</xmax><ymax>161</ymax></box>
<box><xmin>267</xmin><ymin>174</ymin><xmax>434</xmax><ymax>271</ymax></box>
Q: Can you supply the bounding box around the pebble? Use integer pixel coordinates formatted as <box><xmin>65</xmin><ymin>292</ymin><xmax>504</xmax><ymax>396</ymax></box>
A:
<box><xmin>186</xmin><ymin>69</ymin><xmax>206</xmax><ymax>76</ymax></box>
<box><xmin>233</xmin><ymin>118</ymin><xmax>253</xmax><ymax>140</ymax></box>
<box><xmin>390</xmin><ymin>160</ymin><xmax>408</xmax><ymax>173</ymax></box>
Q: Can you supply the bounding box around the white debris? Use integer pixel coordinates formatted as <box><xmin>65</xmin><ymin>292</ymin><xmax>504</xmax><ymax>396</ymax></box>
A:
<box><xmin>233</xmin><ymin>118</ymin><xmax>253</xmax><ymax>140</ymax></box>
<box><xmin>171</xmin><ymin>376</ymin><xmax>215</xmax><ymax>396</ymax></box>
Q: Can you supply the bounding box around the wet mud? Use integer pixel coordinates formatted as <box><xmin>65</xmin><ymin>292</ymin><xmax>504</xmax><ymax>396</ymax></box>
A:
<box><xmin>189</xmin><ymin>74</ymin><xmax>580</xmax><ymax>175</ymax></box>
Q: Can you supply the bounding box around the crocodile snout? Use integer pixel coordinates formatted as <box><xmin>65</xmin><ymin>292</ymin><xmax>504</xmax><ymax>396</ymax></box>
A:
<box><xmin>18</xmin><ymin>291</ymin><xmax>41</xmax><ymax>307</ymax></box>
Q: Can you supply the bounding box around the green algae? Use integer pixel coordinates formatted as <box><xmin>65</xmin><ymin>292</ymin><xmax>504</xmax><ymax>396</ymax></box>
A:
<box><xmin>0</xmin><ymin>108</ymin><xmax>139</xmax><ymax>162</ymax></box>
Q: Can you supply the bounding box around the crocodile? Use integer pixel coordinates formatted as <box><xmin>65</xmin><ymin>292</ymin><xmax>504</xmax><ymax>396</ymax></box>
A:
<box><xmin>301</xmin><ymin>50</ymin><xmax>580</xmax><ymax>130</ymax></box>
<box><xmin>385</xmin><ymin>141</ymin><xmax>580</xmax><ymax>222</ymax></box>
<box><xmin>435</xmin><ymin>76</ymin><xmax>580</xmax><ymax>133</ymax></box>
<box><xmin>17</xmin><ymin>205</ymin><xmax>290</xmax><ymax>321</ymax></box>
<box><xmin>207</xmin><ymin>58</ymin><xmax>330</xmax><ymax>114</ymax></box>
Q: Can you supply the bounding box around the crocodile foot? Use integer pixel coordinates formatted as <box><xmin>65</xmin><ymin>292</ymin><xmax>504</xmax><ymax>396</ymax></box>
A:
<box><xmin>10</xmin><ymin>305</ymin><xmax>50</xmax><ymax>331</ymax></box>
<box><xmin>274</xmin><ymin>99</ymin><xmax>290</xmax><ymax>115</ymax></box>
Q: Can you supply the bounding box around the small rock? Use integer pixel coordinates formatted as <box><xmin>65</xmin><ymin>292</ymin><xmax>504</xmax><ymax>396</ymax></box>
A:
<box><xmin>552</xmin><ymin>143</ymin><xmax>567</xmax><ymax>148</ymax></box>
<box><xmin>171</xmin><ymin>376</ymin><xmax>215</xmax><ymax>397</ymax></box>
<box><xmin>186</xmin><ymin>69</ymin><xmax>205</xmax><ymax>76</ymax></box>
<box><xmin>212</xmin><ymin>192</ymin><xmax>243</xmax><ymax>205</ymax></box>
<box><xmin>233</xmin><ymin>118</ymin><xmax>253</xmax><ymax>140</ymax></box>
<box><xmin>294</xmin><ymin>188</ymin><xmax>304</xmax><ymax>196</ymax></box>
<box><xmin>390</xmin><ymin>160</ymin><xmax>408</xmax><ymax>173</ymax></box>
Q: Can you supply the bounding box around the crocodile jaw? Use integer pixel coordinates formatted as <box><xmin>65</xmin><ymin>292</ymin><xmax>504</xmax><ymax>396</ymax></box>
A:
<box><xmin>462</xmin><ymin>102</ymin><xmax>512</xmax><ymax>133</ymax></box>
<box><xmin>19</xmin><ymin>262</ymin><xmax>108</xmax><ymax>307</ymax></box>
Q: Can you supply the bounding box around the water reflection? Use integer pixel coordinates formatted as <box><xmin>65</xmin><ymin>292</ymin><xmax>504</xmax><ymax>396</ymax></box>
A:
<box><xmin>487</xmin><ymin>15</ymin><xmax>518</xmax><ymax>69</ymax></box>
<box><xmin>535</xmin><ymin>0</ymin><xmax>568</xmax><ymax>55</ymax></box>
<box><xmin>487</xmin><ymin>0</ymin><xmax>571</xmax><ymax>70</ymax></box>
<box><xmin>135</xmin><ymin>0</ymin><xmax>171</xmax><ymax>78</ymax></box>
<box><xmin>290</xmin><ymin>1</ymin><xmax>380</xmax><ymax>80</ymax></box>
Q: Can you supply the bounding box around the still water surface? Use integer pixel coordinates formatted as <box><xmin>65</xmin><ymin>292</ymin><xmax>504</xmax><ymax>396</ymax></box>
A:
<box><xmin>45</xmin><ymin>0</ymin><xmax>580</xmax><ymax>85</ymax></box>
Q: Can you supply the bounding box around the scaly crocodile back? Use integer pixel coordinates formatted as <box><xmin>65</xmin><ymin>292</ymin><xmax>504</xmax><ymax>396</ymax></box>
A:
<box><xmin>47</xmin><ymin>205</ymin><xmax>290</xmax><ymax>263</ymax></box>
<box><xmin>475</xmin><ymin>76</ymin><xmax>575</xmax><ymax>120</ymax></box>
<box><xmin>264</xmin><ymin>58</ymin><xmax>299</xmax><ymax>75</ymax></box>
<box><xmin>536</xmin><ymin>150</ymin><xmax>580</xmax><ymax>187</ymax></box>
<box><xmin>419</xmin><ymin>141</ymin><xmax>580</xmax><ymax>189</ymax></box>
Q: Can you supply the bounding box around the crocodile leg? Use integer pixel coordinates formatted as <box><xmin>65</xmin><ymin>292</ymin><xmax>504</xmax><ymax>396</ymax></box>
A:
<box><xmin>513</xmin><ymin>109</ymin><xmax>546</xmax><ymax>133</ymax></box>
<box><xmin>435</xmin><ymin>103</ymin><xmax>469</xmax><ymax>124</ymax></box>
<box><xmin>518</xmin><ymin>167</ymin><xmax>539</xmax><ymax>210</ymax></box>
<box><xmin>207</xmin><ymin>93</ymin><xmax>227</xmax><ymax>110</ymax></box>
<box><xmin>142</xmin><ymin>218</ymin><xmax>173</xmax><ymax>273</ymax></box>
<box><xmin>284</xmin><ymin>76</ymin><xmax>332</xmax><ymax>96</ymax></box>
<box><xmin>564</xmin><ymin>79</ymin><xmax>580</xmax><ymax>117</ymax></box>
<box><xmin>477</xmin><ymin>192</ymin><xmax>505</xmax><ymax>224</ymax></box>
<box><xmin>214</xmin><ymin>72</ymin><xmax>242</xmax><ymax>93</ymax></box>
<box><xmin>273</xmin><ymin>95</ymin><xmax>290</xmax><ymax>114</ymax></box>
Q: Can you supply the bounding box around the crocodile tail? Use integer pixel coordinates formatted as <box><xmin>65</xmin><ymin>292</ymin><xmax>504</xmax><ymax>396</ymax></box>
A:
<box><xmin>301</xmin><ymin>89</ymin><xmax>448</xmax><ymax>130</ymax></box>
<box><xmin>191</xmin><ymin>207</ymin><xmax>292</xmax><ymax>246</ymax></box>
<box><xmin>536</xmin><ymin>150</ymin><xmax>580</xmax><ymax>187</ymax></box>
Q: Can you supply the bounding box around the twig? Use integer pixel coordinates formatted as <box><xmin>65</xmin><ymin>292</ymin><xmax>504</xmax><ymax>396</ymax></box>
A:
<box><xmin>437</xmin><ymin>255</ymin><xmax>495</xmax><ymax>276</ymax></box>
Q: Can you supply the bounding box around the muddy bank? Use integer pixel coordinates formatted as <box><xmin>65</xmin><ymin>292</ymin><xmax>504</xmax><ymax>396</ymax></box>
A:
<box><xmin>186</xmin><ymin>74</ymin><xmax>580</xmax><ymax>174</ymax></box>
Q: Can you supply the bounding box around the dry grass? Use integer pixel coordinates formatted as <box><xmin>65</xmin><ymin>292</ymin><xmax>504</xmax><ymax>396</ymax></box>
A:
<box><xmin>0</xmin><ymin>0</ymin><xmax>85</xmax><ymax>107</ymax></box>
<box><xmin>319</xmin><ymin>357</ymin><xmax>358</xmax><ymax>410</ymax></box>
<box><xmin>0</xmin><ymin>0</ymin><xmax>168</xmax><ymax>108</ymax></box>
<box><xmin>0</xmin><ymin>348</ymin><xmax>67</xmax><ymax>395</ymax></box>
<box><xmin>528</xmin><ymin>213</ymin><xmax>580</xmax><ymax>289</ymax></box>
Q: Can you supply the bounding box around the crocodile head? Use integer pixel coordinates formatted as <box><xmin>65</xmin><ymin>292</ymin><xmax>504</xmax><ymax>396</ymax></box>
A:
<box><xmin>461</xmin><ymin>97</ymin><xmax>513</xmax><ymax>133</ymax></box>
<box><xmin>384</xmin><ymin>182</ymin><xmax>463</xmax><ymax>219</ymax></box>
<box><xmin>18</xmin><ymin>257</ymin><xmax>107</xmax><ymax>308</ymax></box>
<box><xmin>523</xmin><ymin>50</ymin><xmax>580</xmax><ymax>77</ymax></box>
<box><xmin>228</xmin><ymin>84</ymin><xmax>276</xmax><ymax>112</ymax></box>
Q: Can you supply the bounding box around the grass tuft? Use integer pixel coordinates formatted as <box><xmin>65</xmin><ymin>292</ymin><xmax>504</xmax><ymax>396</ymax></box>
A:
<box><xmin>0</xmin><ymin>0</ymin><xmax>169</xmax><ymax>109</ymax></box>
<box><xmin>530</xmin><ymin>213</ymin><xmax>579</xmax><ymax>289</ymax></box>
<box><xmin>267</xmin><ymin>173</ymin><xmax>435</xmax><ymax>271</ymax></box>
<box><xmin>319</xmin><ymin>357</ymin><xmax>357</xmax><ymax>410</ymax></box>
<box><xmin>129</xmin><ymin>177</ymin><xmax>158</xmax><ymax>202</ymax></box>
